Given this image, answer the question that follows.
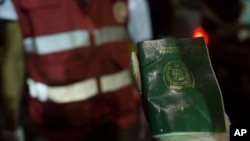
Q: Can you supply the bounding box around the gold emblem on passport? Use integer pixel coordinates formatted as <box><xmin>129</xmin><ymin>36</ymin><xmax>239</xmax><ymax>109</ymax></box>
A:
<box><xmin>113</xmin><ymin>1</ymin><xmax>128</xmax><ymax>23</ymax></box>
<box><xmin>164</xmin><ymin>61</ymin><xmax>194</xmax><ymax>89</ymax></box>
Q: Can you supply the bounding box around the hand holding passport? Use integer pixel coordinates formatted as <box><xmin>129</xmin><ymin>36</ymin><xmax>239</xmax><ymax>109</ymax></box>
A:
<box><xmin>131</xmin><ymin>37</ymin><xmax>230</xmax><ymax>141</ymax></box>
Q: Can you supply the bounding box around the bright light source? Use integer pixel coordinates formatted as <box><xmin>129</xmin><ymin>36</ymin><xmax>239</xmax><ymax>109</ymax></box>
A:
<box><xmin>192</xmin><ymin>28</ymin><xmax>209</xmax><ymax>44</ymax></box>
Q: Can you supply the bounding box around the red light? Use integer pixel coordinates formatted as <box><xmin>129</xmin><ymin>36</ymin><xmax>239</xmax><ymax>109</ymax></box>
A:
<box><xmin>192</xmin><ymin>28</ymin><xmax>209</xmax><ymax>44</ymax></box>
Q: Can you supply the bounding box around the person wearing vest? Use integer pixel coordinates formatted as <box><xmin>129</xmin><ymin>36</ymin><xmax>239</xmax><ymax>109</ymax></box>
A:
<box><xmin>1</xmin><ymin>0</ymin><xmax>152</xmax><ymax>140</ymax></box>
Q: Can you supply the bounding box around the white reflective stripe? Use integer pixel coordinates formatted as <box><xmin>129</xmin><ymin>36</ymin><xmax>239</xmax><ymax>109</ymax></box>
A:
<box><xmin>27</xmin><ymin>78</ymin><xmax>98</xmax><ymax>103</ymax></box>
<box><xmin>48</xmin><ymin>78</ymin><xmax>98</xmax><ymax>103</ymax></box>
<box><xmin>27</xmin><ymin>70</ymin><xmax>131</xmax><ymax>103</ymax></box>
<box><xmin>94</xmin><ymin>26</ymin><xmax>128</xmax><ymax>46</ymax></box>
<box><xmin>27</xmin><ymin>79</ymin><xmax>48</xmax><ymax>102</ymax></box>
<box><xmin>24</xmin><ymin>30</ymin><xmax>90</xmax><ymax>55</ymax></box>
<box><xmin>100</xmin><ymin>70</ymin><xmax>132</xmax><ymax>93</ymax></box>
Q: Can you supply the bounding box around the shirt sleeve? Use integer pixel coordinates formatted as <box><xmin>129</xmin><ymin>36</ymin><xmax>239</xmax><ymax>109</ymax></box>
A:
<box><xmin>128</xmin><ymin>0</ymin><xmax>152</xmax><ymax>43</ymax></box>
<box><xmin>0</xmin><ymin>0</ymin><xmax>18</xmax><ymax>21</ymax></box>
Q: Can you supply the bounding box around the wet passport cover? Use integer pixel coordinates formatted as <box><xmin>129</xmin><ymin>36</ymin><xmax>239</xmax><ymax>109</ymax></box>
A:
<box><xmin>136</xmin><ymin>37</ymin><xmax>226</xmax><ymax>137</ymax></box>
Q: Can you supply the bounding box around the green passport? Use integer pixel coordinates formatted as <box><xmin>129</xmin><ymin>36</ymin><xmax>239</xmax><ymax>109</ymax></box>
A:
<box><xmin>134</xmin><ymin>37</ymin><xmax>226</xmax><ymax>138</ymax></box>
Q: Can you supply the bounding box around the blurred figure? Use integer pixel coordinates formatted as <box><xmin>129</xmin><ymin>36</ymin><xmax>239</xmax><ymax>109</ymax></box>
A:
<box><xmin>201</xmin><ymin>0</ymin><xmax>250</xmax><ymax>125</ymax></box>
<box><xmin>0</xmin><ymin>0</ymin><xmax>25</xmax><ymax>141</ymax></box>
<box><xmin>0</xmin><ymin>0</ymin><xmax>152</xmax><ymax>141</ymax></box>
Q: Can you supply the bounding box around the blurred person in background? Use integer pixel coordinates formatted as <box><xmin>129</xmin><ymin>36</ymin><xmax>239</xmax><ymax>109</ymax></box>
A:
<box><xmin>0</xmin><ymin>0</ymin><xmax>152</xmax><ymax>141</ymax></box>
<box><xmin>0</xmin><ymin>0</ymin><xmax>25</xmax><ymax>140</ymax></box>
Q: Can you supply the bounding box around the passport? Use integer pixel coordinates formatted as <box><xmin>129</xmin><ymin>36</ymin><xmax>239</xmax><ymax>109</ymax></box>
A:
<box><xmin>134</xmin><ymin>37</ymin><xmax>226</xmax><ymax>137</ymax></box>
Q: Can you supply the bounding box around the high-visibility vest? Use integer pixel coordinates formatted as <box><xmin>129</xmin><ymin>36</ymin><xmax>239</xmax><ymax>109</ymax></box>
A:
<box><xmin>14</xmin><ymin>0</ymin><xmax>133</xmax><ymax>103</ymax></box>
